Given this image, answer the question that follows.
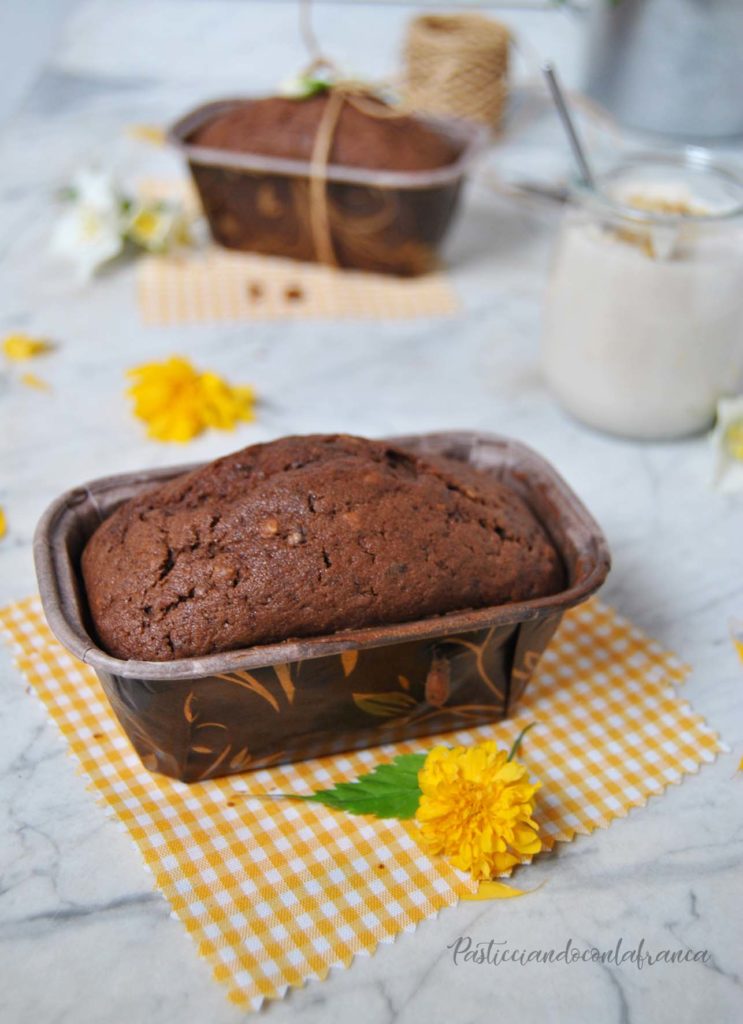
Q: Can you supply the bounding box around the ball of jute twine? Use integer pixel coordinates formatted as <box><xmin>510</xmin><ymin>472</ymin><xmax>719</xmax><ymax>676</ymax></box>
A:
<box><xmin>402</xmin><ymin>13</ymin><xmax>510</xmax><ymax>129</ymax></box>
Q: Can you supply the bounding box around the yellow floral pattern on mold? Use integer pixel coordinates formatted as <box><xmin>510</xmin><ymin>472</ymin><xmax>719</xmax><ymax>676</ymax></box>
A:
<box><xmin>103</xmin><ymin>621</ymin><xmax>551</xmax><ymax>783</ymax></box>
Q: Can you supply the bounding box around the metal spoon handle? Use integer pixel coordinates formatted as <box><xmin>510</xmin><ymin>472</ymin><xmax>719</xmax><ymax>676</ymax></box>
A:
<box><xmin>543</xmin><ymin>62</ymin><xmax>596</xmax><ymax>190</ymax></box>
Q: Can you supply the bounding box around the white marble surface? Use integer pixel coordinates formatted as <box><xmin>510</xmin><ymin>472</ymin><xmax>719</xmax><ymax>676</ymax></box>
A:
<box><xmin>1</xmin><ymin>3</ymin><xmax>742</xmax><ymax>1022</ymax></box>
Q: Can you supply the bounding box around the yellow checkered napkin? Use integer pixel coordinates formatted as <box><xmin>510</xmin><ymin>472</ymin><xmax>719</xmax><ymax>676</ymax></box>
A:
<box><xmin>0</xmin><ymin>597</ymin><xmax>721</xmax><ymax>1011</ymax></box>
<box><xmin>137</xmin><ymin>250</ymin><xmax>459</xmax><ymax>325</ymax></box>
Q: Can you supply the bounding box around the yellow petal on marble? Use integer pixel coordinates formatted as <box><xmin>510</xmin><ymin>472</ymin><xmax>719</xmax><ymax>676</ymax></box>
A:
<box><xmin>724</xmin><ymin>421</ymin><xmax>743</xmax><ymax>461</ymax></box>
<box><xmin>127</xmin><ymin>124</ymin><xmax>167</xmax><ymax>146</ymax></box>
<box><xmin>0</xmin><ymin>507</ymin><xmax>6</xmax><ymax>540</ymax></box>
<box><xmin>20</xmin><ymin>372</ymin><xmax>51</xmax><ymax>392</ymax></box>
<box><xmin>738</xmin><ymin>755</ymin><xmax>743</xmax><ymax>773</ymax></box>
<box><xmin>461</xmin><ymin>880</ymin><xmax>542</xmax><ymax>901</ymax></box>
<box><xmin>730</xmin><ymin>620</ymin><xmax>743</xmax><ymax>665</ymax></box>
<box><xmin>2</xmin><ymin>333</ymin><xmax>53</xmax><ymax>361</ymax></box>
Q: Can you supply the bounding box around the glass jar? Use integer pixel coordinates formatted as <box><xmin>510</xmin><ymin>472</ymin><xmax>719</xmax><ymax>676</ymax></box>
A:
<box><xmin>542</xmin><ymin>153</ymin><xmax>743</xmax><ymax>440</ymax></box>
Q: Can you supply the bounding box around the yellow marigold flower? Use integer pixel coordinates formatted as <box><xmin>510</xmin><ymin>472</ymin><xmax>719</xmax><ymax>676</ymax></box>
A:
<box><xmin>415</xmin><ymin>740</ymin><xmax>541</xmax><ymax>881</ymax></box>
<box><xmin>0</xmin><ymin>506</ymin><xmax>6</xmax><ymax>540</ymax></box>
<box><xmin>2</xmin><ymin>333</ymin><xmax>52</xmax><ymax>361</ymax></box>
<box><xmin>127</xmin><ymin>356</ymin><xmax>256</xmax><ymax>442</ymax></box>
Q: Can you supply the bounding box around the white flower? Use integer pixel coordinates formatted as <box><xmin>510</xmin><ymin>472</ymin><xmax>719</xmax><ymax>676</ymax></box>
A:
<box><xmin>69</xmin><ymin>167</ymin><xmax>121</xmax><ymax>214</ymax></box>
<box><xmin>123</xmin><ymin>200</ymin><xmax>190</xmax><ymax>253</ymax></box>
<box><xmin>51</xmin><ymin>202</ymin><xmax>123</xmax><ymax>281</ymax></box>
<box><xmin>712</xmin><ymin>396</ymin><xmax>743</xmax><ymax>493</ymax></box>
<box><xmin>51</xmin><ymin>166</ymin><xmax>125</xmax><ymax>280</ymax></box>
<box><xmin>51</xmin><ymin>166</ymin><xmax>196</xmax><ymax>280</ymax></box>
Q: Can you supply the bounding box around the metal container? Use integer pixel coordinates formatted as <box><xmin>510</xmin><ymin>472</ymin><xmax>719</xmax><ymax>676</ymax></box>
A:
<box><xmin>169</xmin><ymin>99</ymin><xmax>488</xmax><ymax>276</ymax></box>
<box><xmin>33</xmin><ymin>433</ymin><xmax>610</xmax><ymax>782</ymax></box>
<box><xmin>584</xmin><ymin>0</ymin><xmax>743</xmax><ymax>140</ymax></box>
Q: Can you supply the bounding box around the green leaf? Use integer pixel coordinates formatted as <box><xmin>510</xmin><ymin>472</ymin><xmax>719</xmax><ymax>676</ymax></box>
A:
<box><xmin>307</xmin><ymin>752</ymin><xmax>427</xmax><ymax>819</ymax></box>
<box><xmin>300</xmin><ymin>76</ymin><xmax>331</xmax><ymax>98</ymax></box>
<box><xmin>507</xmin><ymin>721</ymin><xmax>538</xmax><ymax>762</ymax></box>
<box><xmin>280</xmin><ymin>74</ymin><xmax>332</xmax><ymax>100</ymax></box>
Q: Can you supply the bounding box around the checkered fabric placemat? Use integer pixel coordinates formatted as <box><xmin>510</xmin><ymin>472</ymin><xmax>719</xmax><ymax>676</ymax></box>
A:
<box><xmin>0</xmin><ymin>597</ymin><xmax>721</xmax><ymax>1011</ymax></box>
<box><xmin>137</xmin><ymin>249</ymin><xmax>459</xmax><ymax>324</ymax></box>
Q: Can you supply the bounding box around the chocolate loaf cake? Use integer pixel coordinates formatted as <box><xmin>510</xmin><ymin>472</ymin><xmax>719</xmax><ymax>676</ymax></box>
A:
<box><xmin>190</xmin><ymin>94</ymin><xmax>461</xmax><ymax>172</ymax></box>
<box><xmin>81</xmin><ymin>435</ymin><xmax>563</xmax><ymax>662</ymax></box>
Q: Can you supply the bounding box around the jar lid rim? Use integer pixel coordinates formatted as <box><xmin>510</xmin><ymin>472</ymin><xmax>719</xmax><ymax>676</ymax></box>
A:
<box><xmin>575</xmin><ymin>150</ymin><xmax>743</xmax><ymax>224</ymax></box>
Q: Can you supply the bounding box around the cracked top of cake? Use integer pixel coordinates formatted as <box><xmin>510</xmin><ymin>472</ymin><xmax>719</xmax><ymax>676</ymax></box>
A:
<box><xmin>81</xmin><ymin>434</ymin><xmax>564</xmax><ymax>661</ymax></box>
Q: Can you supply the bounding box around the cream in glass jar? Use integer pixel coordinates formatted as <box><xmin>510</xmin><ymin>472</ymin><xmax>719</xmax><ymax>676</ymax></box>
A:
<box><xmin>542</xmin><ymin>154</ymin><xmax>743</xmax><ymax>440</ymax></box>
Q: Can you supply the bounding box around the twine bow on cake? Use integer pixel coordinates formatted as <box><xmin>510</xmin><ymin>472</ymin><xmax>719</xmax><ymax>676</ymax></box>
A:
<box><xmin>293</xmin><ymin>0</ymin><xmax>437</xmax><ymax>270</ymax></box>
<box><xmin>300</xmin><ymin>60</ymin><xmax>414</xmax><ymax>269</ymax></box>
<box><xmin>287</xmin><ymin>0</ymin><xmax>484</xmax><ymax>274</ymax></box>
